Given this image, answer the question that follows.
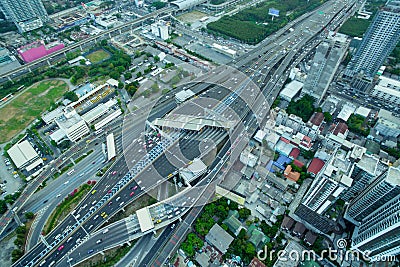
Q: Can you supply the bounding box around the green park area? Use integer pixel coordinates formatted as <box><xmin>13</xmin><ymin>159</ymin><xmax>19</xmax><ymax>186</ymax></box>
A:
<box><xmin>0</xmin><ymin>80</ymin><xmax>68</xmax><ymax>143</ymax></box>
<box><xmin>338</xmin><ymin>17</ymin><xmax>371</xmax><ymax>37</ymax></box>
<box><xmin>86</xmin><ymin>49</ymin><xmax>111</xmax><ymax>64</ymax></box>
<box><xmin>44</xmin><ymin>183</ymin><xmax>94</xmax><ymax>234</ymax></box>
<box><xmin>207</xmin><ymin>0</ymin><xmax>326</xmax><ymax>44</ymax></box>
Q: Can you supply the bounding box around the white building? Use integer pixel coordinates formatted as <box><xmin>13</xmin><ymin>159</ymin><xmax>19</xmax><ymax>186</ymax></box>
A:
<box><xmin>82</xmin><ymin>99</ymin><xmax>118</xmax><ymax>125</ymax></box>
<box><xmin>55</xmin><ymin>107</ymin><xmax>90</xmax><ymax>142</ymax></box>
<box><xmin>337</xmin><ymin>103</ymin><xmax>356</xmax><ymax>122</ymax></box>
<box><xmin>371</xmin><ymin>76</ymin><xmax>400</xmax><ymax>106</ymax></box>
<box><xmin>8</xmin><ymin>140</ymin><xmax>43</xmax><ymax>171</ymax></box>
<box><xmin>280</xmin><ymin>80</ymin><xmax>303</xmax><ymax>102</ymax></box>
<box><xmin>151</xmin><ymin>21</ymin><xmax>169</xmax><ymax>40</ymax></box>
<box><xmin>240</xmin><ymin>147</ymin><xmax>258</xmax><ymax>167</ymax></box>
<box><xmin>211</xmin><ymin>43</ymin><xmax>236</xmax><ymax>58</ymax></box>
<box><xmin>374</xmin><ymin>109</ymin><xmax>400</xmax><ymax>137</ymax></box>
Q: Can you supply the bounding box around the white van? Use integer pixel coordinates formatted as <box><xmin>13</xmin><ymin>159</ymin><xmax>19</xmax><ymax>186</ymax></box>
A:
<box><xmin>67</xmin><ymin>169</ymin><xmax>75</xmax><ymax>176</ymax></box>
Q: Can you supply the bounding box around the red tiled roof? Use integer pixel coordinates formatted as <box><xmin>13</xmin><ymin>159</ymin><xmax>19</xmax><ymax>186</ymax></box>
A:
<box><xmin>307</xmin><ymin>158</ymin><xmax>325</xmax><ymax>175</ymax></box>
<box><xmin>249</xmin><ymin>257</ymin><xmax>266</xmax><ymax>267</ymax></box>
<box><xmin>289</xmin><ymin>147</ymin><xmax>300</xmax><ymax>159</ymax></box>
<box><xmin>333</xmin><ymin>122</ymin><xmax>348</xmax><ymax>136</ymax></box>
<box><xmin>309</xmin><ymin>112</ymin><xmax>324</xmax><ymax>126</ymax></box>
<box><xmin>280</xmin><ymin>137</ymin><xmax>290</xmax><ymax>143</ymax></box>
<box><xmin>293</xmin><ymin>159</ymin><xmax>304</xmax><ymax>168</ymax></box>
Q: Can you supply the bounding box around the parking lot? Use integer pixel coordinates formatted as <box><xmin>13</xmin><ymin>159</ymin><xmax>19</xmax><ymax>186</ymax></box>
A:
<box><xmin>0</xmin><ymin>154</ymin><xmax>23</xmax><ymax>200</ymax></box>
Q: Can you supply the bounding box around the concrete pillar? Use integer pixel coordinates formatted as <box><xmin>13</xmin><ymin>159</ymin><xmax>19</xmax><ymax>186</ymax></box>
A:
<box><xmin>109</xmin><ymin>32</ymin><xmax>112</xmax><ymax>38</ymax></box>
<box><xmin>47</xmin><ymin>59</ymin><xmax>51</xmax><ymax>66</ymax></box>
<box><xmin>7</xmin><ymin>76</ymin><xmax>12</xmax><ymax>82</ymax></box>
<box><xmin>79</xmin><ymin>45</ymin><xmax>83</xmax><ymax>51</ymax></box>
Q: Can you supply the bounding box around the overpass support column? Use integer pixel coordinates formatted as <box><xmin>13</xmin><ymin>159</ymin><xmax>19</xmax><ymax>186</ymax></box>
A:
<box><xmin>119</xmin><ymin>29</ymin><xmax>122</xmax><ymax>34</ymax></box>
<box><xmin>94</xmin><ymin>38</ymin><xmax>97</xmax><ymax>44</ymax></box>
<box><xmin>79</xmin><ymin>44</ymin><xmax>83</xmax><ymax>51</ymax></box>
<box><xmin>64</xmin><ymin>51</ymin><xmax>67</xmax><ymax>57</ymax></box>
<box><xmin>7</xmin><ymin>76</ymin><xmax>12</xmax><ymax>82</ymax></box>
<box><xmin>47</xmin><ymin>59</ymin><xmax>51</xmax><ymax>66</ymax></box>
<box><xmin>109</xmin><ymin>32</ymin><xmax>112</xmax><ymax>39</ymax></box>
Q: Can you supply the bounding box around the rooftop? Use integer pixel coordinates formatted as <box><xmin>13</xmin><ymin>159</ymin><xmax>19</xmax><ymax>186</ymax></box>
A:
<box><xmin>136</xmin><ymin>207</ymin><xmax>154</xmax><ymax>232</ymax></box>
<box><xmin>337</xmin><ymin>103</ymin><xmax>356</xmax><ymax>122</ymax></box>
<box><xmin>357</xmin><ymin>154</ymin><xmax>378</xmax><ymax>175</ymax></box>
<box><xmin>153</xmin><ymin>114</ymin><xmax>235</xmax><ymax>131</ymax></box>
<box><xmin>355</xmin><ymin>106</ymin><xmax>371</xmax><ymax>118</ymax></box>
<box><xmin>309</xmin><ymin>112</ymin><xmax>324</xmax><ymax>126</ymax></box>
<box><xmin>205</xmin><ymin>224</ymin><xmax>234</xmax><ymax>254</ymax></box>
<box><xmin>8</xmin><ymin>140</ymin><xmax>39</xmax><ymax>168</ymax></box>
<box><xmin>386</xmin><ymin>167</ymin><xmax>400</xmax><ymax>186</ymax></box>
<box><xmin>307</xmin><ymin>158</ymin><xmax>325</xmax><ymax>175</ymax></box>
<box><xmin>377</xmin><ymin>109</ymin><xmax>400</xmax><ymax>129</ymax></box>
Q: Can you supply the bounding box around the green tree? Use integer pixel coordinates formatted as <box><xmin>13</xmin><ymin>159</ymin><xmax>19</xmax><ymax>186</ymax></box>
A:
<box><xmin>11</xmin><ymin>249</ymin><xmax>23</xmax><ymax>262</ymax></box>
<box><xmin>286</xmin><ymin>94</ymin><xmax>315</xmax><ymax>122</ymax></box>
<box><xmin>323</xmin><ymin>112</ymin><xmax>333</xmax><ymax>123</ymax></box>
<box><xmin>14</xmin><ymin>238</ymin><xmax>24</xmax><ymax>247</ymax></box>
<box><xmin>110</xmin><ymin>71</ymin><xmax>120</xmax><ymax>80</ymax></box>
<box><xmin>151</xmin><ymin>1</ymin><xmax>167</xmax><ymax>9</ymax></box>
<box><xmin>124</xmin><ymin>72</ymin><xmax>132</xmax><ymax>80</ymax></box>
<box><xmin>16</xmin><ymin>226</ymin><xmax>26</xmax><ymax>235</ymax></box>
<box><xmin>25</xmin><ymin>212</ymin><xmax>34</xmax><ymax>220</ymax></box>
<box><xmin>118</xmin><ymin>81</ymin><xmax>124</xmax><ymax>89</ymax></box>
<box><xmin>63</xmin><ymin>91</ymin><xmax>79</xmax><ymax>102</ymax></box>
<box><xmin>0</xmin><ymin>200</ymin><xmax>7</xmax><ymax>214</ymax></box>
<box><xmin>154</xmin><ymin>55</ymin><xmax>160</xmax><ymax>62</ymax></box>
<box><xmin>238</xmin><ymin>207</ymin><xmax>251</xmax><ymax>220</ymax></box>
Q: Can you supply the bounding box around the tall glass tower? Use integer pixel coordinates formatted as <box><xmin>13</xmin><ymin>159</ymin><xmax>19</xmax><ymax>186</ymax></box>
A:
<box><xmin>0</xmin><ymin>0</ymin><xmax>48</xmax><ymax>32</ymax></box>
<box><xmin>344</xmin><ymin>1</ymin><xmax>400</xmax><ymax>90</ymax></box>
<box><xmin>348</xmin><ymin>167</ymin><xmax>400</xmax><ymax>260</ymax></box>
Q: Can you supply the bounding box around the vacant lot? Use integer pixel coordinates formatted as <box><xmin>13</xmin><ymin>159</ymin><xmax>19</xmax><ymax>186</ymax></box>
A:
<box><xmin>339</xmin><ymin>17</ymin><xmax>371</xmax><ymax>37</ymax></box>
<box><xmin>86</xmin><ymin>49</ymin><xmax>111</xmax><ymax>64</ymax></box>
<box><xmin>0</xmin><ymin>80</ymin><xmax>68</xmax><ymax>143</ymax></box>
<box><xmin>177</xmin><ymin>10</ymin><xmax>208</xmax><ymax>23</ymax></box>
<box><xmin>207</xmin><ymin>0</ymin><xmax>326</xmax><ymax>44</ymax></box>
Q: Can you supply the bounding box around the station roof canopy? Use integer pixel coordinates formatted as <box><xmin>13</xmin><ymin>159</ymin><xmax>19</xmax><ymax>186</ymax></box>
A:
<box><xmin>136</xmin><ymin>207</ymin><xmax>154</xmax><ymax>232</ymax></box>
<box><xmin>153</xmin><ymin>114</ymin><xmax>235</xmax><ymax>131</ymax></box>
<box><xmin>106</xmin><ymin>133</ymin><xmax>116</xmax><ymax>160</ymax></box>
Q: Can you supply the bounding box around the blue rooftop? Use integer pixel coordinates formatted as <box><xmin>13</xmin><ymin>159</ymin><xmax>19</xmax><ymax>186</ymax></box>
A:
<box><xmin>74</xmin><ymin>83</ymin><xmax>93</xmax><ymax>97</ymax></box>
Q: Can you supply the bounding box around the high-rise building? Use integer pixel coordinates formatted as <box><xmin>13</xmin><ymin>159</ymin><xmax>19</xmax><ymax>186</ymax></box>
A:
<box><xmin>344</xmin><ymin>1</ymin><xmax>400</xmax><ymax>90</ymax></box>
<box><xmin>342</xmin><ymin>154</ymin><xmax>379</xmax><ymax>202</ymax></box>
<box><xmin>345</xmin><ymin>167</ymin><xmax>400</xmax><ymax>225</ymax></box>
<box><xmin>302</xmin><ymin>148</ymin><xmax>353</xmax><ymax>215</ymax></box>
<box><xmin>0</xmin><ymin>0</ymin><xmax>48</xmax><ymax>32</ymax></box>
<box><xmin>302</xmin><ymin>34</ymin><xmax>348</xmax><ymax>105</ymax></box>
<box><xmin>351</xmin><ymin>170</ymin><xmax>400</xmax><ymax>260</ymax></box>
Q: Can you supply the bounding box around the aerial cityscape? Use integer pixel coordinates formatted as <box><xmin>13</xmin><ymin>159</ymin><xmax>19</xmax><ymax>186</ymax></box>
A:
<box><xmin>0</xmin><ymin>0</ymin><xmax>399</xmax><ymax>266</ymax></box>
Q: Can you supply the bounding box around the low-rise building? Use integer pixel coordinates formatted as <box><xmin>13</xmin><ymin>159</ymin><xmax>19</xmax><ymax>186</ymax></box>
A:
<box><xmin>371</xmin><ymin>76</ymin><xmax>400</xmax><ymax>106</ymax></box>
<box><xmin>0</xmin><ymin>47</ymin><xmax>21</xmax><ymax>75</ymax></box>
<box><xmin>279</xmin><ymin>80</ymin><xmax>303</xmax><ymax>102</ymax></box>
<box><xmin>55</xmin><ymin>107</ymin><xmax>90</xmax><ymax>142</ymax></box>
<box><xmin>374</xmin><ymin>109</ymin><xmax>400</xmax><ymax>137</ymax></box>
<box><xmin>205</xmin><ymin>224</ymin><xmax>234</xmax><ymax>254</ymax></box>
<box><xmin>8</xmin><ymin>140</ymin><xmax>43</xmax><ymax>171</ymax></box>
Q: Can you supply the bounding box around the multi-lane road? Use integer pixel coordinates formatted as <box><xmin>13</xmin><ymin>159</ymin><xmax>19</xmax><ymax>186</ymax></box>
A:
<box><xmin>8</xmin><ymin>0</ymin><xmax>361</xmax><ymax>266</ymax></box>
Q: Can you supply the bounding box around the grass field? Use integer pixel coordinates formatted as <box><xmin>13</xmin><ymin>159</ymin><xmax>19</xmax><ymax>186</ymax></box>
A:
<box><xmin>177</xmin><ymin>10</ymin><xmax>208</xmax><ymax>23</ymax></box>
<box><xmin>207</xmin><ymin>0</ymin><xmax>327</xmax><ymax>44</ymax></box>
<box><xmin>86</xmin><ymin>49</ymin><xmax>111</xmax><ymax>64</ymax></box>
<box><xmin>0</xmin><ymin>80</ymin><xmax>68</xmax><ymax>143</ymax></box>
<box><xmin>339</xmin><ymin>17</ymin><xmax>371</xmax><ymax>37</ymax></box>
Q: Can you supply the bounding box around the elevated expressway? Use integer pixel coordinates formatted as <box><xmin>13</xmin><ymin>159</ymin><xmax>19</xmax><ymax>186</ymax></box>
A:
<box><xmin>13</xmin><ymin>0</ymin><xmax>359</xmax><ymax>266</ymax></box>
